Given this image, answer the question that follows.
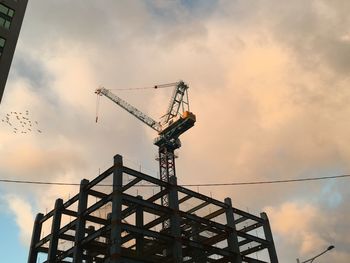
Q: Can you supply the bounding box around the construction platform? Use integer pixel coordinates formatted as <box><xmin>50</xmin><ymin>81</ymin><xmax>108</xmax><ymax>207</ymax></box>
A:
<box><xmin>28</xmin><ymin>154</ymin><xmax>279</xmax><ymax>263</ymax></box>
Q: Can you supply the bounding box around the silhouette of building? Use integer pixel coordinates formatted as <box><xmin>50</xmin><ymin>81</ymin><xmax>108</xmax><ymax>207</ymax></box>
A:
<box><xmin>28</xmin><ymin>154</ymin><xmax>279</xmax><ymax>263</ymax></box>
<box><xmin>0</xmin><ymin>0</ymin><xmax>28</xmax><ymax>103</ymax></box>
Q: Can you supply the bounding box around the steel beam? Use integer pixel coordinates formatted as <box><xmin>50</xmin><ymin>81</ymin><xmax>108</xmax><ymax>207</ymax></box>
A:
<box><xmin>191</xmin><ymin>222</ymin><xmax>206</xmax><ymax>262</ymax></box>
<box><xmin>123</xmin><ymin>166</ymin><xmax>168</xmax><ymax>187</ymax></box>
<box><xmin>47</xmin><ymin>198</ymin><xmax>63</xmax><ymax>262</ymax></box>
<box><xmin>169</xmin><ymin>176</ymin><xmax>183</xmax><ymax>262</ymax></box>
<box><xmin>203</xmin><ymin>207</ymin><xmax>226</xmax><ymax>220</ymax></box>
<box><xmin>86</xmin><ymin>226</ymin><xmax>96</xmax><ymax>263</ymax></box>
<box><xmin>233</xmin><ymin>208</ymin><xmax>264</xmax><ymax>224</ymax></box>
<box><xmin>136</xmin><ymin>196</ymin><xmax>144</xmax><ymax>256</ymax></box>
<box><xmin>240</xmin><ymin>222</ymin><xmax>263</xmax><ymax>233</ymax></box>
<box><xmin>225</xmin><ymin>198</ymin><xmax>242</xmax><ymax>263</ymax></box>
<box><xmin>110</xmin><ymin>154</ymin><xmax>123</xmax><ymax>263</ymax></box>
<box><xmin>87</xmin><ymin>166</ymin><xmax>114</xmax><ymax>189</ymax></box>
<box><xmin>122</xmin><ymin>192</ymin><xmax>171</xmax><ymax>216</ymax></box>
<box><xmin>27</xmin><ymin>213</ymin><xmax>44</xmax><ymax>263</ymax></box>
<box><xmin>186</xmin><ymin>201</ymin><xmax>210</xmax><ymax>214</ymax></box>
<box><xmin>122</xmin><ymin>177</ymin><xmax>142</xmax><ymax>191</ymax></box>
<box><xmin>242</xmin><ymin>256</ymin><xmax>269</xmax><ymax>263</ymax></box>
<box><xmin>241</xmin><ymin>244</ymin><xmax>265</xmax><ymax>256</ymax></box>
<box><xmin>88</xmin><ymin>189</ymin><xmax>108</xmax><ymax>199</ymax></box>
<box><xmin>73</xmin><ymin>179</ymin><xmax>89</xmax><ymax>262</ymax></box>
<box><xmin>260</xmin><ymin>212</ymin><xmax>279</xmax><ymax>263</ymax></box>
<box><xmin>237</xmin><ymin>231</ymin><xmax>270</xmax><ymax>246</ymax></box>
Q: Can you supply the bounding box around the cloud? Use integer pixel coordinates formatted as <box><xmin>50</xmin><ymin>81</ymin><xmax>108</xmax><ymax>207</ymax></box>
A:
<box><xmin>265</xmin><ymin>200</ymin><xmax>349</xmax><ymax>262</ymax></box>
<box><xmin>10</xmin><ymin>51</ymin><xmax>52</xmax><ymax>91</ymax></box>
<box><xmin>6</xmin><ymin>195</ymin><xmax>34</xmax><ymax>246</ymax></box>
<box><xmin>258</xmin><ymin>0</ymin><xmax>350</xmax><ymax>74</ymax></box>
<box><xmin>266</xmin><ymin>202</ymin><xmax>327</xmax><ymax>254</ymax></box>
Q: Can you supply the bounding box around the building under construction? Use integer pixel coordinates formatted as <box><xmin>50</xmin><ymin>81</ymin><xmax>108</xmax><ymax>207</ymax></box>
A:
<box><xmin>28</xmin><ymin>81</ymin><xmax>278</xmax><ymax>262</ymax></box>
<box><xmin>28</xmin><ymin>154</ymin><xmax>279</xmax><ymax>263</ymax></box>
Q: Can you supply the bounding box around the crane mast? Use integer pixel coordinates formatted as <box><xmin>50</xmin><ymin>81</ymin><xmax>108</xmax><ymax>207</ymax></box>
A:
<box><xmin>163</xmin><ymin>81</ymin><xmax>190</xmax><ymax>124</ymax></box>
<box><xmin>96</xmin><ymin>81</ymin><xmax>196</xmax><ymax>228</ymax></box>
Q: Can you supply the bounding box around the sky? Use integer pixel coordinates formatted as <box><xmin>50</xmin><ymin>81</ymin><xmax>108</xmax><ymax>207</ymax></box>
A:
<box><xmin>0</xmin><ymin>0</ymin><xmax>349</xmax><ymax>262</ymax></box>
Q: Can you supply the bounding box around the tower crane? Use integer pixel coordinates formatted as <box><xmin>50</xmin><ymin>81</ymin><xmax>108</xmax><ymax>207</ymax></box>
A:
<box><xmin>95</xmin><ymin>81</ymin><xmax>196</xmax><ymax>211</ymax></box>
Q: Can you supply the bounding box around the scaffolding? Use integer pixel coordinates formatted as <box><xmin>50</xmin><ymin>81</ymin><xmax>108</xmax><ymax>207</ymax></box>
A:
<box><xmin>28</xmin><ymin>154</ymin><xmax>279</xmax><ymax>263</ymax></box>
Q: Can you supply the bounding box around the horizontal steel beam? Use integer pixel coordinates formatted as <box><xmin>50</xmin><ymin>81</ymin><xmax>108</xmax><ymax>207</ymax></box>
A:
<box><xmin>233</xmin><ymin>208</ymin><xmax>264</xmax><ymax>224</ymax></box>
<box><xmin>86</xmin><ymin>166</ymin><xmax>114</xmax><ymax>189</ymax></box>
<box><xmin>241</xmin><ymin>244</ymin><xmax>266</xmax><ymax>256</ymax></box>
<box><xmin>203</xmin><ymin>208</ymin><xmax>226</xmax><ymax>220</ymax></box>
<box><xmin>122</xmin><ymin>193</ymin><xmax>171</xmax><ymax>215</ymax></box>
<box><xmin>186</xmin><ymin>201</ymin><xmax>210</xmax><ymax>214</ymax></box>
<box><xmin>242</xmin><ymin>255</ymin><xmax>268</xmax><ymax>263</ymax></box>
<box><xmin>177</xmin><ymin>185</ymin><xmax>227</xmax><ymax>209</ymax></box>
<box><xmin>237</xmin><ymin>231</ymin><xmax>269</xmax><ymax>246</ymax></box>
<box><xmin>122</xmin><ymin>177</ymin><xmax>142</xmax><ymax>191</ymax></box>
<box><xmin>83</xmin><ymin>194</ymin><xmax>111</xmax><ymax>217</ymax></box>
<box><xmin>123</xmin><ymin>166</ymin><xmax>168</xmax><ymax>187</ymax></box>
<box><xmin>88</xmin><ymin>189</ymin><xmax>108</xmax><ymax>199</ymax></box>
<box><xmin>239</xmin><ymin>222</ymin><xmax>263</xmax><ymax>233</ymax></box>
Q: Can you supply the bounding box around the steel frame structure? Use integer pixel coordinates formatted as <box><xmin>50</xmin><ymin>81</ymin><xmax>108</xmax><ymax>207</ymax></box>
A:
<box><xmin>28</xmin><ymin>154</ymin><xmax>278</xmax><ymax>263</ymax></box>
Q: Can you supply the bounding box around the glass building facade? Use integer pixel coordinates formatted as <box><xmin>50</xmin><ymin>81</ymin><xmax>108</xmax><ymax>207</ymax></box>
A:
<box><xmin>0</xmin><ymin>3</ymin><xmax>15</xmax><ymax>30</ymax></box>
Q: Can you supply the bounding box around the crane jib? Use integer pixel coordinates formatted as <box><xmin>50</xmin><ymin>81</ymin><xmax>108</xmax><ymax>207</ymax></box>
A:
<box><xmin>99</xmin><ymin>88</ymin><xmax>162</xmax><ymax>132</ymax></box>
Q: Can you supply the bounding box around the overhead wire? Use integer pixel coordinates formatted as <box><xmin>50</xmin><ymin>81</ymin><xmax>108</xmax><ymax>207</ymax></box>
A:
<box><xmin>0</xmin><ymin>174</ymin><xmax>349</xmax><ymax>187</ymax></box>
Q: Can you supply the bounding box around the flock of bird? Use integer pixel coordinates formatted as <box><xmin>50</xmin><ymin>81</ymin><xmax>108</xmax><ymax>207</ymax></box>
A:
<box><xmin>1</xmin><ymin>110</ymin><xmax>42</xmax><ymax>134</ymax></box>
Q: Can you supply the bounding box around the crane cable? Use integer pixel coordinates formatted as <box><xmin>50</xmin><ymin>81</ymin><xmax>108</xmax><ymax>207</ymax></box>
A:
<box><xmin>108</xmin><ymin>82</ymin><xmax>179</xmax><ymax>91</ymax></box>
<box><xmin>95</xmin><ymin>82</ymin><xmax>178</xmax><ymax>122</ymax></box>
<box><xmin>95</xmin><ymin>92</ymin><xmax>101</xmax><ymax>123</ymax></box>
<box><xmin>95</xmin><ymin>82</ymin><xmax>177</xmax><ymax>122</ymax></box>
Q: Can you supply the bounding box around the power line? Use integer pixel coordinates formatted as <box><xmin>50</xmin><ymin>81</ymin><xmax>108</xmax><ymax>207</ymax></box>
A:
<box><xmin>183</xmin><ymin>174</ymin><xmax>350</xmax><ymax>186</ymax></box>
<box><xmin>0</xmin><ymin>174</ymin><xmax>349</xmax><ymax>187</ymax></box>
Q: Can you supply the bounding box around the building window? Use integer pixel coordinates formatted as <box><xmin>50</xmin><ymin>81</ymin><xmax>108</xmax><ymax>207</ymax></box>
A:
<box><xmin>0</xmin><ymin>37</ymin><xmax>6</xmax><ymax>57</ymax></box>
<box><xmin>0</xmin><ymin>4</ymin><xmax>15</xmax><ymax>29</ymax></box>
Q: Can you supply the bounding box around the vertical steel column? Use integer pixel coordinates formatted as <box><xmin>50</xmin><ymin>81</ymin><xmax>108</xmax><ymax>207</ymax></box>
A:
<box><xmin>224</xmin><ymin>198</ymin><xmax>242</xmax><ymax>263</ymax></box>
<box><xmin>86</xmin><ymin>226</ymin><xmax>96</xmax><ymax>263</ymax></box>
<box><xmin>260</xmin><ymin>212</ymin><xmax>279</xmax><ymax>263</ymax></box>
<box><xmin>136</xmin><ymin>195</ymin><xmax>144</xmax><ymax>256</ymax></box>
<box><xmin>27</xmin><ymin>213</ymin><xmax>44</xmax><ymax>263</ymax></box>
<box><xmin>191</xmin><ymin>222</ymin><xmax>206</xmax><ymax>262</ymax></box>
<box><xmin>110</xmin><ymin>154</ymin><xmax>123</xmax><ymax>263</ymax></box>
<box><xmin>47</xmin><ymin>198</ymin><xmax>63</xmax><ymax>262</ymax></box>
<box><xmin>169</xmin><ymin>176</ymin><xmax>182</xmax><ymax>262</ymax></box>
<box><xmin>73</xmin><ymin>179</ymin><xmax>89</xmax><ymax>263</ymax></box>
